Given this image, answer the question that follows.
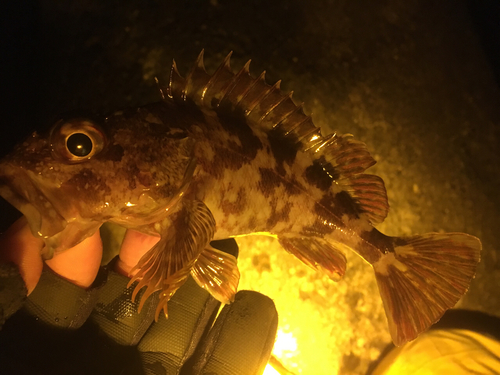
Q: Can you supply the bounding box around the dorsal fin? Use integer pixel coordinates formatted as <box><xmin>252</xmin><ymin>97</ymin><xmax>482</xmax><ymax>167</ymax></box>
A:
<box><xmin>161</xmin><ymin>51</ymin><xmax>389</xmax><ymax>224</ymax></box>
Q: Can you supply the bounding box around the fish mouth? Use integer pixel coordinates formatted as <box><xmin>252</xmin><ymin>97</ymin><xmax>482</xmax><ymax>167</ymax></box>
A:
<box><xmin>0</xmin><ymin>164</ymin><xmax>67</xmax><ymax>240</ymax></box>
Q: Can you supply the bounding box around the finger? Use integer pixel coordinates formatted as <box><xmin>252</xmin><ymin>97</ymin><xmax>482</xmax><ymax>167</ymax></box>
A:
<box><xmin>115</xmin><ymin>230</ymin><xmax>159</xmax><ymax>276</ymax></box>
<box><xmin>45</xmin><ymin>229</ymin><xmax>103</xmax><ymax>288</ymax></box>
<box><xmin>0</xmin><ymin>216</ymin><xmax>43</xmax><ymax>294</ymax></box>
<box><xmin>184</xmin><ymin>291</ymin><xmax>278</xmax><ymax>375</ymax></box>
<box><xmin>87</xmin><ymin>230</ymin><xmax>161</xmax><ymax>347</ymax></box>
<box><xmin>118</xmin><ymin>239</ymin><xmax>242</xmax><ymax>374</ymax></box>
<box><xmin>0</xmin><ymin>219</ymin><xmax>106</xmax><ymax>330</ymax></box>
<box><xmin>123</xmin><ymin>276</ymin><xmax>221</xmax><ymax>374</ymax></box>
<box><xmin>94</xmin><ymin>238</ymin><xmax>239</xmax><ymax>374</ymax></box>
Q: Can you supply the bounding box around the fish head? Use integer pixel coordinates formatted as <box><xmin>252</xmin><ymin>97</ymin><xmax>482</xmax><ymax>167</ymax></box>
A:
<box><xmin>0</xmin><ymin>109</ymin><xmax>196</xmax><ymax>258</ymax></box>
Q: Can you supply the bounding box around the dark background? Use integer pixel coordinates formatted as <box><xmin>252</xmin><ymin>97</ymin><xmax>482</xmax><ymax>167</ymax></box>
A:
<box><xmin>1</xmin><ymin>1</ymin><xmax>500</xmax><ymax>374</ymax></box>
<box><xmin>3</xmin><ymin>1</ymin><xmax>499</xmax><ymax>145</ymax></box>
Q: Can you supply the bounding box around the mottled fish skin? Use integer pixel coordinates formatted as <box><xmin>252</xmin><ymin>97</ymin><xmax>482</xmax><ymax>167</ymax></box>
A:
<box><xmin>0</xmin><ymin>108</ymin><xmax>197</xmax><ymax>256</ymax></box>
<box><xmin>0</xmin><ymin>51</ymin><xmax>481</xmax><ymax>345</ymax></box>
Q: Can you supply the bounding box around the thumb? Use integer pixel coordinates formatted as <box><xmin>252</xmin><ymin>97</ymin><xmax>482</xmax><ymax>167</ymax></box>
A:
<box><xmin>45</xmin><ymin>229</ymin><xmax>103</xmax><ymax>289</ymax></box>
<box><xmin>0</xmin><ymin>217</ymin><xmax>43</xmax><ymax>294</ymax></box>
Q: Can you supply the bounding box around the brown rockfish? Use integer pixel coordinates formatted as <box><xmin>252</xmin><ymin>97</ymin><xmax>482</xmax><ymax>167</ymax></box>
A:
<box><xmin>0</xmin><ymin>51</ymin><xmax>481</xmax><ymax>345</ymax></box>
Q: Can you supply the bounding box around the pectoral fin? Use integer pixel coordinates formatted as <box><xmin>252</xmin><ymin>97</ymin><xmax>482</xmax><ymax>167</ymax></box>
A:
<box><xmin>191</xmin><ymin>244</ymin><xmax>240</xmax><ymax>304</ymax></box>
<box><xmin>127</xmin><ymin>200</ymin><xmax>216</xmax><ymax>320</ymax></box>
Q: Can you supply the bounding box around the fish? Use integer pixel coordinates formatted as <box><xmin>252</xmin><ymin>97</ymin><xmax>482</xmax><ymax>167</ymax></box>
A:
<box><xmin>0</xmin><ymin>51</ymin><xmax>481</xmax><ymax>346</ymax></box>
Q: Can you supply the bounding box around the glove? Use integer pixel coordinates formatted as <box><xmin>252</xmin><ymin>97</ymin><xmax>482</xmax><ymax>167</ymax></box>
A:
<box><xmin>0</xmin><ymin>220</ymin><xmax>278</xmax><ymax>375</ymax></box>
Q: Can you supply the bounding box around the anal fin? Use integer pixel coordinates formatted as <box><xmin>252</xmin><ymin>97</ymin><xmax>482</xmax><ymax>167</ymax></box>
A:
<box><xmin>373</xmin><ymin>233</ymin><xmax>481</xmax><ymax>346</ymax></box>
<box><xmin>278</xmin><ymin>234</ymin><xmax>348</xmax><ymax>281</ymax></box>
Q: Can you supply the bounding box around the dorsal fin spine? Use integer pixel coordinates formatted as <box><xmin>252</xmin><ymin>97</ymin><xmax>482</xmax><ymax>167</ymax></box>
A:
<box><xmin>254</xmin><ymin>81</ymin><xmax>284</xmax><ymax>119</ymax></box>
<box><xmin>168</xmin><ymin>59</ymin><xmax>185</xmax><ymax>102</ymax></box>
<box><xmin>236</xmin><ymin>71</ymin><xmax>271</xmax><ymax>114</ymax></box>
<box><xmin>167</xmin><ymin>52</ymin><xmax>389</xmax><ymax>224</ymax></box>
<box><xmin>202</xmin><ymin>52</ymin><xmax>234</xmax><ymax>107</ymax></box>
<box><xmin>276</xmin><ymin>103</ymin><xmax>306</xmax><ymax>133</ymax></box>
<box><xmin>155</xmin><ymin>77</ymin><xmax>165</xmax><ymax>100</ymax></box>
<box><xmin>218</xmin><ymin>60</ymin><xmax>252</xmax><ymax>109</ymax></box>
<box><xmin>259</xmin><ymin>90</ymin><xmax>293</xmax><ymax>123</ymax></box>
<box><xmin>311</xmin><ymin>133</ymin><xmax>335</xmax><ymax>152</ymax></box>
<box><xmin>184</xmin><ymin>50</ymin><xmax>211</xmax><ymax>104</ymax></box>
<box><xmin>269</xmin><ymin>92</ymin><xmax>299</xmax><ymax>125</ymax></box>
<box><xmin>246</xmin><ymin>80</ymin><xmax>282</xmax><ymax>120</ymax></box>
<box><xmin>195</xmin><ymin>49</ymin><xmax>206</xmax><ymax>70</ymax></box>
<box><xmin>297</xmin><ymin>125</ymin><xmax>322</xmax><ymax>144</ymax></box>
<box><xmin>231</xmin><ymin>60</ymin><xmax>253</xmax><ymax>105</ymax></box>
<box><xmin>238</xmin><ymin>71</ymin><xmax>270</xmax><ymax>114</ymax></box>
<box><xmin>290</xmin><ymin>117</ymin><xmax>321</xmax><ymax>146</ymax></box>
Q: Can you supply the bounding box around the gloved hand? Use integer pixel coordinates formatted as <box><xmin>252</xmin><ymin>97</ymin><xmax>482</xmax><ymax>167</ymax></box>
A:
<box><xmin>0</xmin><ymin>217</ymin><xmax>278</xmax><ymax>375</ymax></box>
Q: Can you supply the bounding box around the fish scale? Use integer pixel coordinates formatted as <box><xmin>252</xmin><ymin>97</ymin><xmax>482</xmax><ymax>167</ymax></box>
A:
<box><xmin>0</xmin><ymin>51</ymin><xmax>481</xmax><ymax>346</ymax></box>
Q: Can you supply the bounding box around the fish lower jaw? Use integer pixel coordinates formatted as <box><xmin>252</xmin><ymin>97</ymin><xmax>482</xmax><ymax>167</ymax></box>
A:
<box><xmin>0</xmin><ymin>172</ymin><xmax>67</xmax><ymax>239</ymax></box>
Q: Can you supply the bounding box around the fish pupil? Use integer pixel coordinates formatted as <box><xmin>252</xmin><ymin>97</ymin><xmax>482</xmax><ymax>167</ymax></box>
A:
<box><xmin>67</xmin><ymin>133</ymin><xmax>93</xmax><ymax>157</ymax></box>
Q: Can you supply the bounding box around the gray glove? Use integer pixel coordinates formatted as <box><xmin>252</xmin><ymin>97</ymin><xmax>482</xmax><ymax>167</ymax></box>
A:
<box><xmin>0</xmin><ymin>239</ymin><xmax>278</xmax><ymax>375</ymax></box>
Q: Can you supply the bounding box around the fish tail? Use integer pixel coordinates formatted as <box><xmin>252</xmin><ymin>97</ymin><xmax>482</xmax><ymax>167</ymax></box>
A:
<box><xmin>372</xmin><ymin>232</ymin><xmax>481</xmax><ymax>346</ymax></box>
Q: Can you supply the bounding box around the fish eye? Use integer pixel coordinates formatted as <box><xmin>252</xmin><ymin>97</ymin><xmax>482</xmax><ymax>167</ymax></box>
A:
<box><xmin>50</xmin><ymin>118</ymin><xmax>106</xmax><ymax>163</ymax></box>
<box><xmin>66</xmin><ymin>133</ymin><xmax>93</xmax><ymax>157</ymax></box>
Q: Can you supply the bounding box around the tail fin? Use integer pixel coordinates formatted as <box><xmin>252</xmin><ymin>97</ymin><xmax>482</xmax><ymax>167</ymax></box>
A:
<box><xmin>373</xmin><ymin>233</ymin><xmax>481</xmax><ymax>346</ymax></box>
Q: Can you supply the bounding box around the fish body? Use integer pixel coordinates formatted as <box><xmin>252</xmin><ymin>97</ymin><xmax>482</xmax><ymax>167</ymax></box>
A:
<box><xmin>0</xmin><ymin>52</ymin><xmax>481</xmax><ymax>345</ymax></box>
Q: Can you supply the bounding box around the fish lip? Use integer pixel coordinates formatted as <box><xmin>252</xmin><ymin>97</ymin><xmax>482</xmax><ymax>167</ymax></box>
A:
<box><xmin>0</xmin><ymin>164</ymin><xmax>66</xmax><ymax>239</ymax></box>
